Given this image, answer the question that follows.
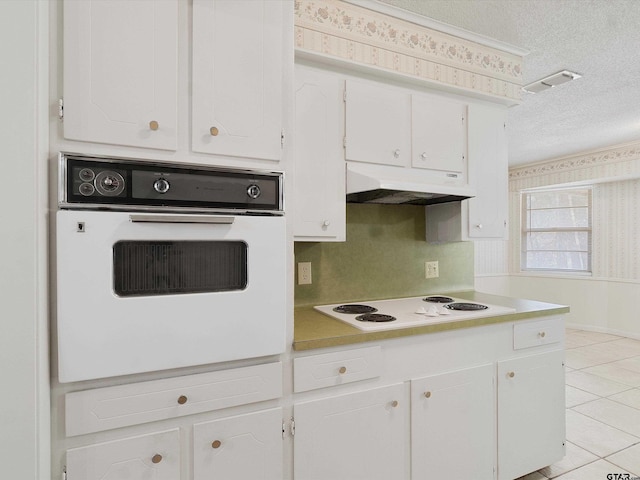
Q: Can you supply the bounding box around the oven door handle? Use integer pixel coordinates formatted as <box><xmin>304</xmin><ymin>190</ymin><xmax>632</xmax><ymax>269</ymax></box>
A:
<box><xmin>129</xmin><ymin>214</ymin><xmax>235</xmax><ymax>225</ymax></box>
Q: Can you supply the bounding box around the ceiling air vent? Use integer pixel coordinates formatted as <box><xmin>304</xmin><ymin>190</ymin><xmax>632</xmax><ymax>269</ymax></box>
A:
<box><xmin>522</xmin><ymin>70</ymin><xmax>582</xmax><ymax>94</ymax></box>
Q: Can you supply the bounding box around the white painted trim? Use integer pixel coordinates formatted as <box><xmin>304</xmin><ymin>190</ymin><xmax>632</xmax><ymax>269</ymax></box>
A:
<box><xmin>478</xmin><ymin>271</ymin><xmax>640</xmax><ymax>287</ymax></box>
<box><xmin>0</xmin><ymin>1</ymin><xmax>50</xmax><ymax>478</ymax></box>
<box><xmin>343</xmin><ymin>0</ymin><xmax>529</xmax><ymax>56</ymax></box>
<box><xmin>36</xmin><ymin>0</ymin><xmax>51</xmax><ymax>477</ymax></box>
<box><xmin>509</xmin><ymin>272</ymin><xmax>640</xmax><ymax>286</ymax></box>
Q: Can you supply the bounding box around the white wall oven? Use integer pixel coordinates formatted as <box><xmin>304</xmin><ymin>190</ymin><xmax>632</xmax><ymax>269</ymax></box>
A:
<box><xmin>55</xmin><ymin>153</ymin><xmax>286</xmax><ymax>383</ymax></box>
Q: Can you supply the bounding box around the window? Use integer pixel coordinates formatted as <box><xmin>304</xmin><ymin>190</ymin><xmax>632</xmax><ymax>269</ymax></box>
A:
<box><xmin>521</xmin><ymin>187</ymin><xmax>592</xmax><ymax>273</ymax></box>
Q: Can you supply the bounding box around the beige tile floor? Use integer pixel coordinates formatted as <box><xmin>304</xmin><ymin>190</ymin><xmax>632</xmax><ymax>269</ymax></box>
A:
<box><xmin>517</xmin><ymin>329</ymin><xmax>640</xmax><ymax>480</ymax></box>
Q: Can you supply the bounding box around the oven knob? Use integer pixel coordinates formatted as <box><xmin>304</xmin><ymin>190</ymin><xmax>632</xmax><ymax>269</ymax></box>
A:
<box><xmin>79</xmin><ymin>168</ymin><xmax>95</xmax><ymax>182</ymax></box>
<box><xmin>79</xmin><ymin>182</ymin><xmax>95</xmax><ymax>196</ymax></box>
<box><xmin>247</xmin><ymin>184</ymin><xmax>261</xmax><ymax>199</ymax></box>
<box><xmin>95</xmin><ymin>171</ymin><xmax>125</xmax><ymax>196</ymax></box>
<box><xmin>153</xmin><ymin>178</ymin><xmax>170</xmax><ymax>194</ymax></box>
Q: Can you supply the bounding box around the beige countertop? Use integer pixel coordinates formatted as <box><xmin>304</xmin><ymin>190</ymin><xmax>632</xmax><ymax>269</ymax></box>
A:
<box><xmin>294</xmin><ymin>291</ymin><xmax>569</xmax><ymax>351</ymax></box>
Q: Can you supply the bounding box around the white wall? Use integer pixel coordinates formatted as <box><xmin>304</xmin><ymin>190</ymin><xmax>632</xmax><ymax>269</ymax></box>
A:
<box><xmin>476</xmin><ymin>275</ymin><xmax>640</xmax><ymax>339</ymax></box>
<box><xmin>475</xmin><ymin>142</ymin><xmax>640</xmax><ymax>339</ymax></box>
<box><xmin>0</xmin><ymin>1</ymin><xmax>50</xmax><ymax>478</ymax></box>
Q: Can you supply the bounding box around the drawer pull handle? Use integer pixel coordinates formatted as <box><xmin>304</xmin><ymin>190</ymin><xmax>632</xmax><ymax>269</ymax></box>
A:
<box><xmin>391</xmin><ymin>400</ymin><xmax>399</xmax><ymax>408</ymax></box>
<box><xmin>149</xmin><ymin>120</ymin><xmax>159</xmax><ymax>131</ymax></box>
<box><xmin>177</xmin><ymin>395</ymin><xmax>188</xmax><ymax>405</ymax></box>
<box><xmin>210</xmin><ymin>126</ymin><xmax>219</xmax><ymax>136</ymax></box>
<box><xmin>151</xmin><ymin>454</ymin><xmax>163</xmax><ymax>464</ymax></box>
<box><xmin>508</xmin><ymin>371</ymin><xmax>515</xmax><ymax>378</ymax></box>
<box><xmin>424</xmin><ymin>391</ymin><xmax>432</xmax><ymax>398</ymax></box>
<box><xmin>539</xmin><ymin>331</ymin><xmax>546</xmax><ymax>338</ymax></box>
<box><xmin>338</xmin><ymin>366</ymin><xmax>347</xmax><ymax>374</ymax></box>
<box><xmin>393</xmin><ymin>149</ymin><xmax>401</xmax><ymax>158</ymax></box>
<box><xmin>212</xmin><ymin>440</ymin><xmax>222</xmax><ymax>449</ymax></box>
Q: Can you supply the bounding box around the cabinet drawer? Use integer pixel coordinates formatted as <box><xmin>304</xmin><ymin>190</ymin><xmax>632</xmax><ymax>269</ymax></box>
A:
<box><xmin>66</xmin><ymin>362</ymin><xmax>282</xmax><ymax>436</ymax></box>
<box><xmin>513</xmin><ymin>318</ymin><xmax>563</xmax><ymax>350</ymax></box>
<box><xmin>66</xmin><ymin>429</ymin><xmax>180</xmax><ymax>480</ymax></box>
<box><xmin>294</xmin><ymin>346</ymin><xmax>381</xmax><ymax>393</ymax></box>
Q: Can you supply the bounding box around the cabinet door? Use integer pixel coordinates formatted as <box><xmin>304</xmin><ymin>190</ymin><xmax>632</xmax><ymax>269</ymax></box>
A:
<box><xmin>411</xmin><ymin>94</ymin><xmax>466</xmax><ymax>173</ymax></box>
<box><xmin>497</xmin><ymin>350</ymin><xmax>565</xmax><ymax>480</ymax></box>
<box><xmin>345</xmin><ymin>80</ymin><xmax>411</xmax><ymax>167</ymax></box>
<box><xmin>63</xmin><ymin>0</ymin><xmax>178</xmax><ymax>150</ymax></box>
<box><xmin>411</xmin><ymin>364</ymin><xmax>496</xmax><ymax>480</ymax></box>
<box><xmin>192</xmin><ymin>0</ymin><xmax>283</xmax><ymax>161</ymax></box>
<box><xmin>294</xmin><ymin>384</ymin><xmax>407</xmax><ymax>480</ymax></box>
<box><xmin>66</xmin><ymin>429</ymin><xmax>180</xmax><ymax>480</ymax></box>
<box><xmin>293</xmin><ymin>66</ymin><xmax>345</xmax><ymax>241</ymax></box>
<box><xmin>467</xmin><ymin>103</ymin><xmax>508</xmax><ymax>238</ymax></box>
<box><xmin>193</xmin><ymin>408</ymin><xmax>282</xmax><ymax>480</ymax></box>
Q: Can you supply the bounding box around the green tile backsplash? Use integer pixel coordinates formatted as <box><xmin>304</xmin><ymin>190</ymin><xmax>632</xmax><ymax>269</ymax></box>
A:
<box><xmin>294</xmin><ymin>204</ymin><xmax>474</xmax><ymax>306</ymax></box>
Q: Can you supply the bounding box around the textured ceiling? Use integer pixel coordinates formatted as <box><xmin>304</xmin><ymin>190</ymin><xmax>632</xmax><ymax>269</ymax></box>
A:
<box><xmin>377</xmin><ymin>0</ymin><xmax>640</xmax><ymax>166</ymax></box>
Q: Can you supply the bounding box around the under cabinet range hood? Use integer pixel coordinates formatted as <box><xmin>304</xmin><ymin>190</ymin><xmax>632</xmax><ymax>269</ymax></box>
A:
<box><xmin>346</xmin><ymin>163</ymin><xmax>475</xmax><ymax>205</ymax></box>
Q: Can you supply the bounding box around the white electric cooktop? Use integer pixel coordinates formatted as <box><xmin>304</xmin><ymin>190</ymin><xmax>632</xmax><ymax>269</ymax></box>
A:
<box><xmin>314</xmin><ymin>295</ymin><xmax>516</xmax><ymax>332</ymax></box>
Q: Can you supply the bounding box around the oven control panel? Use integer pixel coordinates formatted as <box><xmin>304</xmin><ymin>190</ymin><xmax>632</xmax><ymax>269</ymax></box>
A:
<box><xmin>59</xmin><ymin>153</ymin><xmax>284</xmax><ymax>214</ymax></box>
<box><xmin>72</xmin><ymin>165</ymin><xmax>127</xmax><ymax>199</ymax></box>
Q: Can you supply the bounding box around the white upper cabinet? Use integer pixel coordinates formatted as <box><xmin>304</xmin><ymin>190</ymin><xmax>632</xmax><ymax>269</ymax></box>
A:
<box><xmin>345</xmin><ymin>79</ymin><xmax>468</xmax><ymax>177</ymax></box>
<box><xmin>293</xmin><ymin>65</ymin><xmax>346</xmax><ymax>241</ymax></box>
<box><xmin>63</xmin><ymin>0</ymin><xmax>179</xmax><ymax>150</ymax></box>
<box><xmin>345</xmin><ymin>80</ymin><xmax>411</xmax><ymax>167</ymax></box>
<box><xmin>62</xmin><ymin>0</ymin><xmax>289</xmax><ymax>163</ymax></box>
<box><xmin>467</xmin><ymin>103</ymin><xmax>509</xmax><ymax>238</ymax></box>
<box><xmin>425</xmin><ymin>102</ymin><xmax>509</xmax><ymax>242</ymax></box>
<box><xmin>192</xmin><ymin>0</ymin><xmax>284</xmax><ymax>162</ymax></box>
<box><xmin>411</xmin><ymin>94</ymin><xmax>466</xmax><ymax>173</ymax></box>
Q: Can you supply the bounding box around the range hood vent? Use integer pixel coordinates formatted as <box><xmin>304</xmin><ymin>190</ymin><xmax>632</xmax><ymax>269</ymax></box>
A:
<box><xmin>346</xmin><ymin>163</ymin><xmax>475</xmax><ymax>206</ymax></box>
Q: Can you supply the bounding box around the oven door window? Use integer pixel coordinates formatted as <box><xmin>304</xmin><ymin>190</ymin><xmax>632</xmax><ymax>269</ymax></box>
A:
<box><xmin>113</xmin><ymin>241</ymin><xmax>247</xmax><ymax>297</ymax></box>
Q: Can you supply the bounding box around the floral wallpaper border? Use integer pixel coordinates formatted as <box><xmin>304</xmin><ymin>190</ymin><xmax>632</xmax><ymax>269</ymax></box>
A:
<box><xmin>294</xmin><ymin>0</ymin><xmax>523</xmax><ymax>102</ymax></box>
<box><xmin>509</xmin><ymin>141</ymin><xmax>640</xmax><ymax>189</ymax></box>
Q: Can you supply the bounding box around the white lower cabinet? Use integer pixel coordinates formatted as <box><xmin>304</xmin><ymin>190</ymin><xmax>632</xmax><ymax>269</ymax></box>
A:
<box><xmin>61</xmin><ymin>362</ymin><xmax>283</xmax><ymax>480</ymax></box>
<box><xmin>61</xmin><ymin>320</ymin><xmax>565</xmax><ymax>480</ymax></box>
<box><xmin>497</xmin><ymin>349</ymin><xmax>566</xmax><ymax>480</ymax></box>
<box><xmin>193</xmin><ymin>407</ymin><xmax>283</xmax><ymax>480</ymax></box>
<box><xmin>411</xmin><ymin>364</ymin><xmax>496</xmax><ymax>480</ymax></box>
<box><xmin>294</xmin><ymin>383</ymin><xmax>407</xmax><ymax>480</ymax></box>
<box><xmin>291</xmin><ymin>316</ymin><xmax>565</xmax><ymax>480</ymax></box>
<box><xmin>66</xmin><ymin>429</ymin><xmax>180</xmax><ymax>480</ymax></box>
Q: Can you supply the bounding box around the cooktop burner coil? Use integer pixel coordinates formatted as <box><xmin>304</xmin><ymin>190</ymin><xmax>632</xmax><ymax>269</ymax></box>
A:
<box><xmin>333</xmin><ymin>304</ymin><xmax>378</xmax><ymax>314</ymax></box>
<box><xmin>423</xmin><ymin>296</ymin><xmax>455</xmax><ymax>303</ymax></box>
<box><xmin>355</xmin><ymin>313</ymin><xmax>396</xmax><ymax>323</ymax></box>
<box><xmin>444</xmin><ymin>302</ymin><xmax>489</xmax><ymax>311</ymax></box>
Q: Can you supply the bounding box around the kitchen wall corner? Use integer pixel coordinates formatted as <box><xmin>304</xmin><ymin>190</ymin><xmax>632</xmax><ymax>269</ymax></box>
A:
<box><xmin>294</xmin><ymin>203</ymin><xmax>474</xmax><ymax>306</ymax></box>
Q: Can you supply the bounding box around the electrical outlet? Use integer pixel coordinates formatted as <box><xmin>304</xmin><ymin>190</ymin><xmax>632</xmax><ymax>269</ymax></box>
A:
<box><xmin>425</xmin><ymin>261</ymin><xmax>439</xmax><ymax>279</ymax></box>
<box><xmin>298</xmin><ymin>262</ymin><xmax>312</xmax><ymax>285</ymax></box>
